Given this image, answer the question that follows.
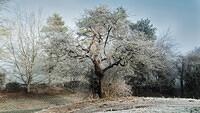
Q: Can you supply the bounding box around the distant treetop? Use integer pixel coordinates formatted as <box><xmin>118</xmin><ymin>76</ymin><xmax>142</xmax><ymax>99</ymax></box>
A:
<box><xmin>129</xmin><ymin>18</ymin><xmax>157</xmax><ymax>40</ymax></box>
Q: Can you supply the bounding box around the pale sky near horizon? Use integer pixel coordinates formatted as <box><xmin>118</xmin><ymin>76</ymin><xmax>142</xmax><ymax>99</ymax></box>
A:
<box><xmin>5</xmin><ymin>0</ymin><xmax>200</xmax><ymax>54</ymax></box>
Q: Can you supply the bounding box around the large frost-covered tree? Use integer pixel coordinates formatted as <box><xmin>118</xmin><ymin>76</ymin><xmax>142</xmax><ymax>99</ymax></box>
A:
<box><xmin>74</xmin><ymin>6</ymin><xmax>130</xmax><ymax>97</ymax></box>
<box><xmin>61</xmin><ymin>6</ymin><xmax>166</xmax><ymax>98</ymax></box>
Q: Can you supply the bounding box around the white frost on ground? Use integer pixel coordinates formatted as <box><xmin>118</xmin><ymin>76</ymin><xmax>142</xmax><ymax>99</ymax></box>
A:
<box><xmin>37</xmin><ymin>97</ymin><xmax>200</xmax><ymax>113</ymax></box>
<box><xmin>96</xmin><ymin>97</ymin><xmax>200</xmax><ymax>113</ymax></box>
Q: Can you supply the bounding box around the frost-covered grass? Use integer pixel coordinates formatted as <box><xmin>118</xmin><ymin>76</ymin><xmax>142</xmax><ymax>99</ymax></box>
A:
<box><xmin>37</xmin><ymin>97</ymin><xmax>200</xmax><ymax>113</ymax></box>
<box><xmin>97</xmin><ymin>106</ymin><xmax>200</xmax><ymax>113</ymax></box>
<box><xmin>96</xmin><ymin>97</ymin><xmax>200</xmax><ymax>113</ymax></box>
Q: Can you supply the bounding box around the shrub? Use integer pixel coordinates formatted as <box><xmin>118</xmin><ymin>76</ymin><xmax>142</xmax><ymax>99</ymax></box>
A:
<box><xmin>6</xmin><ymin>82</ymin><xmax>21</xmax><ymax>92</ymax></box>
<box><xmin>64</xmin><ymin>81</ymin><xmax>90</xmax><ymax>93</ymax></box>
<box><xmin>102</xmin><ymin>77</ymin><xmax>132</xmax><ymax>98</ymax></box>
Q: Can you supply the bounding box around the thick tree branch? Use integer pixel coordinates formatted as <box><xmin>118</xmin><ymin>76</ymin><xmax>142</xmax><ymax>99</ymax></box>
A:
<box><xmin>103</xmin><ymin>58</ymin><xmax>122</xmax><ymax>73</ymax></box>
<box><xmin>104</xmin><ymin>26</ymin><xmax>112</xmax><ymax>56</ymax></box>
<box><xmin>67</xmin><ymin>49</ymin><xmax>90</xmax><ymax>60</ymax></box>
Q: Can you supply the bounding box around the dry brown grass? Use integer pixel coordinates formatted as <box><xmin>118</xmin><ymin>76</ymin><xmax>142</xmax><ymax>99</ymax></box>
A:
<box><xmin>0</xmin><ymin>91</ymin><xmax>83</xmax><ymax>113</ymax></box>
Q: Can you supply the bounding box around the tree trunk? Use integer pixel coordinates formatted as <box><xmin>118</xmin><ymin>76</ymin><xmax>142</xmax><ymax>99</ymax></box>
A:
<box><xmin>180</xmin><ymin>60</ymin><xmax>184</xmax><ymax>97</ymax></box>
<box><xmin>96</xmin><ymin>73</ymin><xmax>103</xmax><ymax>98</ymax></box>
<box><xmin>27</xmin><ymin>83</ymin><xmax>31</xmax><ymax>93</ymax></box>
<box><xmin>92</xmin><ymin>59</ymin><xmax>104</xmax><ymax>98</ymax></box>
<box><xmin>48</xmin><ymin>74</ymin><xmax>51</xmax><ymax>87</ymax></box>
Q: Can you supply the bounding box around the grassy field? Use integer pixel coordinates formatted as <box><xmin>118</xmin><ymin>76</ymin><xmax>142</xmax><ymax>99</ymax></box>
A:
<box><xmin>2</xmin><ymin>92</ymin><xmax>200</xmax><ymax>113</ymax></box>
<box><xmin>37</xmin><ymin>97</ymin><xmax>200</xmax><ymax>113</ymax></box>
<box><xmin>0</xmin><ymin>92</ymin><xmax>85</xmax><ymax>113</ymax></box>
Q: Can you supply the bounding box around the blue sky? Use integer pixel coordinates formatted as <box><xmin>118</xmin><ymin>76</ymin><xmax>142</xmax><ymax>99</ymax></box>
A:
<box><xmin>6</xmin><ymin>0</ymin><xmax>200</xmax><ymax>54</ymax></box>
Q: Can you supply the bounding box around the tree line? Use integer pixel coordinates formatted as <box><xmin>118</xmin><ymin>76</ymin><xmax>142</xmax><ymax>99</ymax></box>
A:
<box><xmin>0</xmin><ymin>5</ymin><xmax>200</xmax><ymax>98</ymax></box>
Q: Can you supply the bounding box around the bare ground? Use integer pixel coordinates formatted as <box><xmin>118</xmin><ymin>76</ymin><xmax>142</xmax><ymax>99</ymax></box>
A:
<box><xmin>37</xmin><ymin>97</ymin><xmax>200</xmax><ymax>113</ymax></box>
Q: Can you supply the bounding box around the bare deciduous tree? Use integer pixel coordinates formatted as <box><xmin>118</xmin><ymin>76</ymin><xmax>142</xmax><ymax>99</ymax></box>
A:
<box><xmin>6</xmin><ymin>12</ymin><xmax>45</xmax><ymax>93</ymax></box>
